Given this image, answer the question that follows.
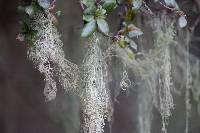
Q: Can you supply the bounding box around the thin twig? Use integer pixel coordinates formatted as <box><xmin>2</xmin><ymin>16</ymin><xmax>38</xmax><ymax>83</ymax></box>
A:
<box><xmin>78</xmin><ymin>0</ymin><xmax>85</xmax><ymax>11</ymax></box>
<box><xmin>159</xmin><ymin>1</ymin><xmax>186</xmax><ymax>16</ymax></box>
<box><xmin>49</xmin><ymin>0</ymin><xmax>56</xmax><ymax>11</ymax></box>
<box><xmin>99</xmin><ymin>31</ymin><xmax>118</xmax><ymax>42</ymax></box>
<box><xmin>142</xmin><ymin>0</ymin><xmax>155</xmax><ymax>16</ymax></box>
<box><xmin>159</xmin><ymin>1</ymin><xmax>176</xmax><ymax>11</ymax></box>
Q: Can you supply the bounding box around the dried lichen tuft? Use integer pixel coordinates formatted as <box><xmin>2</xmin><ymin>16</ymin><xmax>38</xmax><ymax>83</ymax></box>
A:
<box><xmin>158</xmin><ymin>47</ymin><xmax>174</xmax><ymax>133</ymax></box>
<box><xmin>79</xmin><ymin>34</ymin><xmax>112</xmax><ymax>133</ymax></box>
<box><xmin>27</xmin><ymin>12</ymin><xmax>79</xmax><ymax>101</ymax></box>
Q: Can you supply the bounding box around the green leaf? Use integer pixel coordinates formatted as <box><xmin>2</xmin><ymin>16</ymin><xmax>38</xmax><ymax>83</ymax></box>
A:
<box><xmin>17</xmin><ymin>6</ymin><xmax>25</xmax><ymax>14</ymax></box>
<box><xmin>83</xmin><ymin>15</ymin><xmax>94</xmax><ymax>22</ymax></box>
<box><xmin>125</xmin><ymin>37</ymin><xmax>137</xmax><ymax>51</ymax></box>
<box><xmin>37</xmin><ymin>0</ymin><xmax>51</xmax><ymax>9</ymax></box>
<box><xmin>178</xmin><ymin>16</ymin><xmax>187</xmax><ymax>28</ymax></box>
<box><xmin>129</xmin><ymin>40</ymin><xmax>138</xmax><ymax>51</ymax></box>
<box><xmin>103</xmin><ymin>0</ymin><xmax>116</xmax><ymax>12</ymax></box>
<box><xmin>127</xmin><ymin>24</ymin><xmax>143</xmax><ymax>38</ymax></box>
<box><xmin>55</xmin><ymin>11</ymin><xmax>62</xmax><ymax>17</ymax></box>
<box><xmin>164</xmin><ymin>0</ymin><xmax>179</xmax><ymax>9</ymax></box>
<box><xmin>127</xmin><ymin>50</ymin><xmax>135</xmax><ymax>60</ymax></box>
<box><xmin>81</xmin><ymin>20</ymin><xmax>96</xmax><ymax>37</ymax></box>
<box><xmin>128</xmin><ymin>29</ymin><xmax>143</xmax><ymax>38</ymax></box>
<box><xmin>95</xmin><ymin>6</ymin><xmax>106</xmax><ymax>17</ymax></box>
<box><xmin>25</xmin><ymin>6</ymin><xmax>34</xmax><ymax>16</ymax></box>
<box><xmin>118</xmin><ymin>37</ymin><xmax>126</xmax><ymax>48</ymax></box>
<box><xmin>82</xmin><ymin>0</ymin><xmax>95</xmax><ymax>7</ymax></box>
<box><xmin>97</xmin><ymin>19</ymin><xmax>109</xmax><ymax>34</ymax></box>
<box><xmin>132</xmin><ymin>0</ymin><xmax>142</xmax><ymax>10</ymax></box>
<box><xmin>31</xmin><ymin>1</ymin><xmax>43</xmax><ymax>12</ymax></box>
<box><xmin>83</xmin><ymin>7</ymin><xmax>96</xmax><ymax>15</ymax></box>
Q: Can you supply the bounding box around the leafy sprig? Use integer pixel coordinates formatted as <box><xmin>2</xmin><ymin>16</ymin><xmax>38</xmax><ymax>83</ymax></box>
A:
<box><xmin>80</xmin><ymin>0</ymin><xmax>188</xmax><ymax>60</ymax></box>
<box><xmin>81</xmin><ymin>1</ymin><xmax>111</xmax><ymax>37</ymax></box>
<box><xmin>17</xmin><ymin>0</ymin><xmax>58</xmax><ymax>44</ymax></box>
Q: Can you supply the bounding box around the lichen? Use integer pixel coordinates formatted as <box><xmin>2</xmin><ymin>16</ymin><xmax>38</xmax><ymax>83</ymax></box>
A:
<box><xmin>27</xmin><ymin>11</ymin><xmax>79</xmax><ymax>101</ymax></box>
<box><xmin>79</xmin><ymin>34</ymin><xmax>113</xmax><ymax>133</ymax></box>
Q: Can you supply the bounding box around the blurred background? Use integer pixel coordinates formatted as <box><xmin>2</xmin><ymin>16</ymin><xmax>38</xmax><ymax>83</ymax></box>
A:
<box><xmin>0</xmin><ymin>0</ymin><xmax>200</xmax><ymax>133</ymax></box>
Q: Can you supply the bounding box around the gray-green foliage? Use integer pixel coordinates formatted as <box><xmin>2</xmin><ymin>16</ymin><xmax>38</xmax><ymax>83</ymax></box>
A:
<box><xmin>81</xmin><ymin>5</ymin><xmax>109</xmax><ymax>37</ymax></box>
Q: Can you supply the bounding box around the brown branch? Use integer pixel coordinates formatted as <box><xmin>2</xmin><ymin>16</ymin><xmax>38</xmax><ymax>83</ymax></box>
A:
<box><xmin>142</xmin><ymin>0</ymin><xmax>154</xmax><ymax>16</ymax></box>
<box><xmin>159</xmin><ymin>1</ymin><xmax>176</xmax><ymax>11</ymax></box>
<box><xmin>49</xmin><ymin>0</ymin><xmax>57</xmax><ymax>11</ymax></box>
<box><xmin>78</xmin><ymin>0</ymin><xmax>85</xmax><ymax>11</ymax></box>
<box><xmin>159</xmin><ymin>1</ymin><xmax>186</xmax><ymax>16</ymax></box>
<box><xmin>98</xmin><ymin>31</ymin><xmax>118</xmax><ymax>42</ymax></box>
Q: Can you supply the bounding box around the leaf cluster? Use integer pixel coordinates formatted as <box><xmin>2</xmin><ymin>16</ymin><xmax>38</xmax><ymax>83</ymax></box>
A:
<box><xmin>17</xmin><ymin>0</ymin><xmax>55</xmax><ymax>45</ymax></box>
<box><xmin>80</xmin><ymin>0</ymin><xmax>188</xmax><ymax>61</ymax></box>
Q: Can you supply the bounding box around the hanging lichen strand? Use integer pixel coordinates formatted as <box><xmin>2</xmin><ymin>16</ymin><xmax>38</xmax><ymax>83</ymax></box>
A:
<box><xmin>138</xmin><ymin>79</ymin><xmax>153</xmax><ymax>133</ymax></box>
<box><xmin>135</xmin><ymin>14</ymin><xmax>176</xmax><ymax>133</ymax></box>
<box><xmin>151</xmin><ymin>15</ymin><xmax>176</xmax><ymax>133</ymax></box>
<box><xmin>191</xmin><ymin>59</ymin><xmax>200</xmax><ymax>115</ymax></box>
<box><xmin>80</xmin><ymin>34</ymin><xmax>112</xmax><ymax>133</ymax></box>
<box><xmin>185</xmin><ymin>31</ymin><xmax>192</xmax><ymax>133</ymax></box>
<box><xmin>20</xmin><ymin>6</ymin><xmax>79</xmax><ymax>101</ymax></box>
<box><xmin>107</xmin><ymin>16</ymin><xmax>176</xmax><ymax>80</ymax></box>
<box><xmin>28</xmin><ymin>12</ymin><xmax>79</xmax><ymax>101</ymax></box>
<box><xmin>158</xmin><ymin>47</ymin><xmax>174</xmax><ymax>133</ymax></box>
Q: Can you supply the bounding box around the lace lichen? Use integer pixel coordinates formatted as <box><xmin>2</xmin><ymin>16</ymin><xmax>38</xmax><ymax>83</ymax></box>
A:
<box><xmin>138</xmin><ymin>79</ymin><xmax>153</xmax><ymax>133</ymax></box>
<box><xmin>151</xmin><ymin>15</ymin><xmax>175</xmax><ymax>133</ymax></box>
<box><xmin>27</xmin><ymin>11</ymin><xmax>79</xmax><ymax>101</ymax></box>
<box><xmin>105</xmin><ymin>15</ymin><xmax>176</xmax><ymax>80</ymax></box>
<box><xmin>158</xmin><ymin>47</ymin><xmax>174</xmax><ymax>133</ymax></box>
<box><xmin>79</xmin><ymin>34</ymin><xmax>112</xmax><ymax>133</ymax></box>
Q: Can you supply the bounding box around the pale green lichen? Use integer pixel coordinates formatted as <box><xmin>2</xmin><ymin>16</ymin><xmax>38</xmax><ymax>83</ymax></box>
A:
<box><xmin>27</xmin><ymin>11</ymin><xmax>79</xmax><ymax>101</ymax></box>
<box><xmin>79</xmin><ymin>34</ymin><xmax>113</xmax><ymax>133</ymax></box>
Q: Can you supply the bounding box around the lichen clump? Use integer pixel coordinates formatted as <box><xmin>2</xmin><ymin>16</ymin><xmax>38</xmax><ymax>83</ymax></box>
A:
<box><xmin>20</xmin><ymin>5</ymin><xmax>78</xmax><ymax>101</ymax></box>
<box><xmin>79</xmin><ymin>34</ymin><xmax>112</xmax><ymax>133</ymax></box>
